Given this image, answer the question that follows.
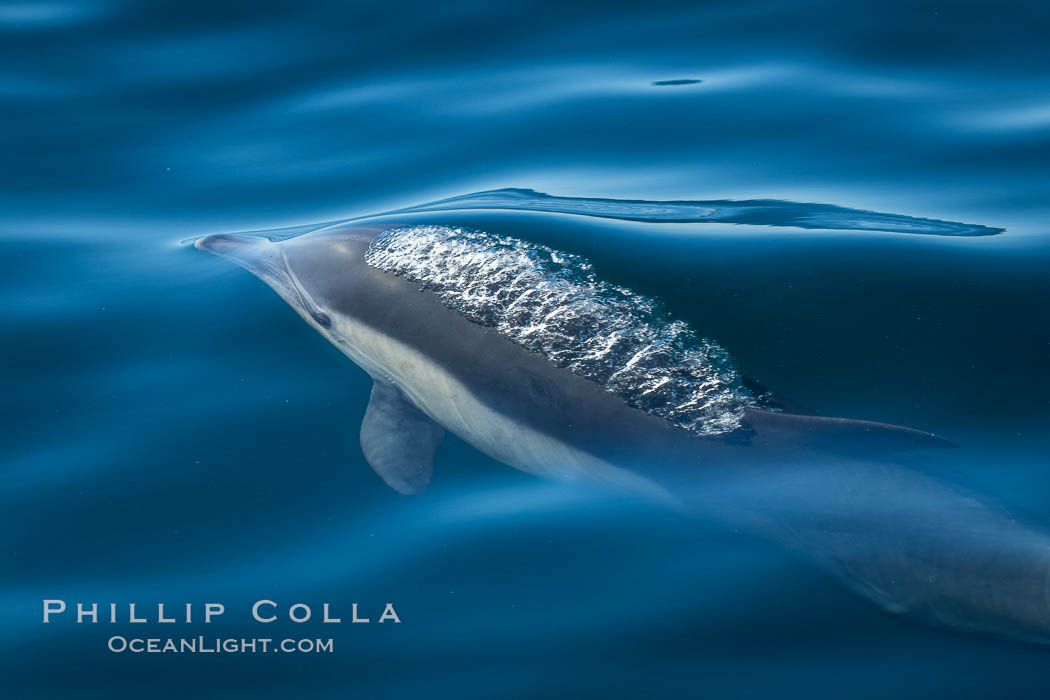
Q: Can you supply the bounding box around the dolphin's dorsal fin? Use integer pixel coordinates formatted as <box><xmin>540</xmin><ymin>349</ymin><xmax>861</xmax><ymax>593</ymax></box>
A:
<box><xmin>360</xmin><ymin>379</ymin><xmax>445</xmax><ymax>495</ymax></box>
<box><xmin>740</xmin><ymin>376</ymin><xmax>814</xmax><ymax>415</ymax></box>
<box><xmin>742</xmin><ymin>407</ymin><xmax>955</xmax><ymax>455</ymax></box>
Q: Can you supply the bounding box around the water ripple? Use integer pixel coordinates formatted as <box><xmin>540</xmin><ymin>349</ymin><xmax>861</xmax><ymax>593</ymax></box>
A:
<box><xmin>652</xmin><ymin>78</ymin><xmax>703</xmax><ymax>86</ymax></box>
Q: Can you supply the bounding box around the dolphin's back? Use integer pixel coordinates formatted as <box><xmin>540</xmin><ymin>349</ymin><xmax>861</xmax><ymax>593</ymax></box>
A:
<box><xmin>284</xmin><ymin>226</ymin><xmax>946</xmax><ymax>484</ymax></box>
<box><xmin>363</xmin><ymin>225</ymin><xmax>752</xmax><ymax>437</ymax></box>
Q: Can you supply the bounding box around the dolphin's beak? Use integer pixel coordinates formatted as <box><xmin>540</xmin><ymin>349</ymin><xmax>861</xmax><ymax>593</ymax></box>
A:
<box><xmin>195</xmin><ymin>234</ymin><xmax>287</xmax><ymax>285</ymax></box>
<box><xmin>195</xmin><ymin>233</ymin><xmax>268</xmax><ymax>261</ymax></box>
<box><xmin>196</xmin><ymin>233</ymin><xmax>331</xmax><ymax>328</ymax></box>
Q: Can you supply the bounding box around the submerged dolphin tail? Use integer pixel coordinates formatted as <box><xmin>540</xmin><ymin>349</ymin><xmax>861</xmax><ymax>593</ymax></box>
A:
<box><xmin>726</xmin><ymin>455</ymin><xmax>1050</xmax><ymax>644</ymax></box>
<box><xmin>684</xmin><ymin>451</ymin><xmax>1050</xmax><ymax>643</ymax></box>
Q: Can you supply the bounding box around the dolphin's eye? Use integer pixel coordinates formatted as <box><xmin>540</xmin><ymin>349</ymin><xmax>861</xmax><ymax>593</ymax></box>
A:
<box><xmin>311</xmin><ymin>311</ymin><xmax>332</xmax><ymax>328</ymax></box>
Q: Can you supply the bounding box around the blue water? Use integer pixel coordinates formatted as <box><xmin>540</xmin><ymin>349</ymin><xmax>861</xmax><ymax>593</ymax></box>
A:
<box><xmin>3</xmin><ymin>1</ymin><xmax>1050</xmax><ymax>697</ymax></box>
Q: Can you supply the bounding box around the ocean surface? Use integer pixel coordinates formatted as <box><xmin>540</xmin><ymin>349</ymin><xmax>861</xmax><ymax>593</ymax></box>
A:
<box><xmin>3</xmin><ymin>1</ymin><xmax>1050</xmax><ymax>698</ymax></box>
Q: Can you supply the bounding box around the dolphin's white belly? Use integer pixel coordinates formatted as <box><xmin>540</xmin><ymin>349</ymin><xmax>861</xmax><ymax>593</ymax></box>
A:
<box><xmin>326</xmin><ymin>312</ymin><xmax>672</xmax><ymax>501</ymax></box>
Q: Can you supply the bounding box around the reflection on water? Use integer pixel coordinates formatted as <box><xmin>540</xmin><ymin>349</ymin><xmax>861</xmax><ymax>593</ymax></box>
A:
<box><xmin>2</xmin><ymin>0</ymin><xmax>1050</xmax><ymax>698</ymax></box>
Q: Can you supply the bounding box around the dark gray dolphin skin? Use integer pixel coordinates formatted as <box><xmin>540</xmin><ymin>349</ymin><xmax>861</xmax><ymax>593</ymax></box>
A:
<box><xmin>197</xmin><ymin>222</ymin><xmax>1050</xmax><ymax>644</ymax></box>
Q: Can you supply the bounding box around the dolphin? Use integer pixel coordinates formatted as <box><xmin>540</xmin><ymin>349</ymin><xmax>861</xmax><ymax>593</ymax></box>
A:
<box><xmin>197</xmin><ymin>221</ymin><xmax>1050</xmax><ymax>643</ymax></box>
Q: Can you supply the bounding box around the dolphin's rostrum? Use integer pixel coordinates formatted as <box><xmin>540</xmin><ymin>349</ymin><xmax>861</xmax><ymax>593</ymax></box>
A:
<box><xmin>197</xmin><ymin>221</ymin><xmax>1050</xmax><ymax>644</ymax></box>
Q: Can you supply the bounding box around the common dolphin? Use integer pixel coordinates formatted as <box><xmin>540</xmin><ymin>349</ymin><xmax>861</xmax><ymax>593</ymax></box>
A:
<box><xmin>197</xmin><ymin>221</ymin><xmax>1050</xmax><ymax>643</ymax></box>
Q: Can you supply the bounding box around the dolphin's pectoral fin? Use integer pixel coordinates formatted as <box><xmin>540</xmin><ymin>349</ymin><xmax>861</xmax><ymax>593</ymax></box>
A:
<box><xmin>360</xmin><ymin>379</ymin><xmax>445</xmax><ymax>495</ymax></box>
<box><xmin>742</xmin><ymin>407</ymin><xmax>956</xmax><ymax>455</ymax></box>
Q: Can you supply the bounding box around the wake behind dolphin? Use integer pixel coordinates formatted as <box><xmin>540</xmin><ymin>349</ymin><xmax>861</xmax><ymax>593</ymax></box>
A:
<box><xmin>195</xmin><ymin>219</ymin><xmax>1050</xmax><ymax>645</ymax></box>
